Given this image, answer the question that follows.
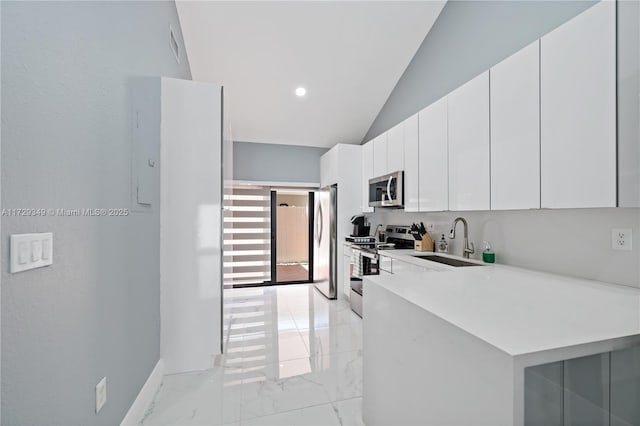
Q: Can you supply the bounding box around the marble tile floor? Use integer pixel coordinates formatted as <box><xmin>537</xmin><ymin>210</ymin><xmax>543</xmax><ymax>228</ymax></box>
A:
<box><xmin>142</xmin><ymin>284</ymin><xmax>364</xmax><ymax>426</ymax></box>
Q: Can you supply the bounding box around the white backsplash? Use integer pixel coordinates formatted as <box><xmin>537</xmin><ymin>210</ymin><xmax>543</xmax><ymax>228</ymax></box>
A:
<box><xmin>366</xmin><ymin>208</ymin><xmax>640</xmax><ymax>288</ymax></box>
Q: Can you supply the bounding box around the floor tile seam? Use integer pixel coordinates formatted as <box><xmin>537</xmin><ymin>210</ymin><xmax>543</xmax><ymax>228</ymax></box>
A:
<box><xmin>238</xmin><ymin>397</ymin><xmax>336</xmax><ymax>423</ymax></box>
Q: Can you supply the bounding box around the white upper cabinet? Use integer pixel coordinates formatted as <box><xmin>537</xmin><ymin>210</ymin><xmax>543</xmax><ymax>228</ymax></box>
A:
<box><xmin>386</xmin><ymin>122</ymin><xmax>404</xmax><ymax>174</ymax></box>
<box><xmin>320</xmin><ymin>146</ymin><xmax>338</xmax><ymax>187</ymax></box>
<box><xmin>540</xmin><ymin>1</ymin><xmax>616</xmax><ymax>208</ymax></box>
<box><xmin>448</xmin><ymin>71</ymin><xmax>490</xmax><ymax>211</ymax></box>
<box><xmin>490</xmin><ymin>40</ymin><xmax>541</xmax><ymax>210</ymax></box>
<box><xmin>418</xmin><ymin>97</ymin><xmax>448</xmax><ymax>212</ymax></box>
<box><xmin>373</xmin><ymin>133</ymin><xmax>388</xmax><ymax>177</ymax></box>
<box><xmin>403</xmin><ymin>114</ymin><xmax>420</xmax><ymax>212</ymax></box>
<box><xmin>362</xmin><ymin>141</ymin><xmax>374</xmax><ymax>213</ymax></box>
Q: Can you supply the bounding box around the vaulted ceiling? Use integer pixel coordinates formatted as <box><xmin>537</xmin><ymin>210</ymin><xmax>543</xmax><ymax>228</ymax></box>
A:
<box><xmin>176</xmin><ymin>1</ymin><xmax>446</xmax><ymax>148</ymax></box>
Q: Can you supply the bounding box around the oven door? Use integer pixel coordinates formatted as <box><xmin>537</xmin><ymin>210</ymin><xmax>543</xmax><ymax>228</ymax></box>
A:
<box><xmin>350</xmin><ymin>249</ymin><xmax>378</xmax><ymax>318</ymax></box>
<box><xmin>368</xmin><ymin>171</ymin><xmax>404</xmax><ymax>208</ymax></box>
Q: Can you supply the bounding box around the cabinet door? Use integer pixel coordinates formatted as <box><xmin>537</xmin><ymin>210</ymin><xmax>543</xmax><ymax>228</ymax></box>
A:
<box><xmin>386</xmin><ymin>122</ymin><xmax>404</xmax><ymax>174</ymax></box>
<box><xmin>490</xmin><ymin>41</ymin><xmax>540</xmax><ymax>210</ymax></box>
<box><xmin>403</xmin><ymin>114</ymin><xmax>420</xmax><ymax>212</ymax></box>
<box><xmin>361</xmin><ymin>141</ymin><xmax>374</xmax><ymax>213</ymax></box>
<box><xmin>343</xmin><ymin>254</ymin><xmax>352</xmax><ymax>299</ymax></box>
<box><xmin>448</xmin><ymin>71</ymin><xmax>490</xmax><ymax>211</ymax></box>
<box><xmin>611</xmin><ymin>345</ymin><xmax>640</xmax><ymax>426</ymax></box>
<box><xmin>418</xmin><ymin>97</ymin><xmax>448</xmax><ymax>211</ymax></box>
<box><xmin>373</xmin><ymin>133</ymin><xmax>388</xmax><ymax>177</ymax></box>
<box><xmin>540</xmin><ymin>1</ymin><xmax>616</xmax><ymax>208</ymax></box>
<box><xmin>564</xmin><ymin>353</ymin><xmax>610</xmax><ymax>426</ymax></box>
<box><xmin>525</xmin><ymin>362</ymin><xmax>563</xmax><ymax>426</ymax></box>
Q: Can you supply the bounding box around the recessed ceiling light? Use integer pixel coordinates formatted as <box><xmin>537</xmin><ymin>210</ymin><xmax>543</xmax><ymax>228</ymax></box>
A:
<box><xmin>295</xmin><ymin>87</ymin><xmax>307</xmax><ymax>97</ymax></box>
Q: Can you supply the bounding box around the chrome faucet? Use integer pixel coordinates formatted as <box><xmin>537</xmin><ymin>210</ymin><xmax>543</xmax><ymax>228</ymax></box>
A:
<box><xmin>449</xmin><ymin>217</ymin><xmax>474</xmax><ymax>259</ymax></box>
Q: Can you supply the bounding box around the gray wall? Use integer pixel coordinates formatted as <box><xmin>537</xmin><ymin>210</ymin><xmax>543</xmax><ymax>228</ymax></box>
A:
<box><xmin>1</xmin><ymin>2</ymin><xmax>191</xmax><ymax>425</ymax></box>
<box><xmin>363</xmin><ymin>0</ymin><xmax>596</xmax><ymax>141</ymax></box>
<box><xmin>234</xmin><ymin>141</ymin><xmax>328</xmax><ymax>184</ymax></box>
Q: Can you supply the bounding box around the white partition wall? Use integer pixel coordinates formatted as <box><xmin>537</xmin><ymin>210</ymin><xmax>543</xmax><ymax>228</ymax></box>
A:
<box><xmin>159</xmin><ymin>77</ymin><xmax>223</xmax><ymax>374</ymax></box>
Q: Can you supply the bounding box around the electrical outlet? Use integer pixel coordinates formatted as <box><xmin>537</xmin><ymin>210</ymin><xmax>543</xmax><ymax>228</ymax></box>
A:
<box><xmin>611</xmin><ymin>228</ymin><xmax>632</xmax><ymax>251</ymax></box>
<box><xmin>427</xmin><ymin>223</ymin><xmax>435</xmax><ymax>232</ymax></box>
<box><xmin>95</xmin><ymin>377</ymin><xmax>107</xmax><ymax>413</ymax></box>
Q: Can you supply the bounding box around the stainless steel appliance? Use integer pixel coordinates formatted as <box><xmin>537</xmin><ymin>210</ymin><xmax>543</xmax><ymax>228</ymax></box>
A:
<box><xmin>349</xmin><ymin>246</ymin><xmax>378</xmax><ymax>318</ymax></box>
<box><xmin>368</xmin><ymin>171</ymin><xmax>404</xmax><ymax>208</ymax></box>
<box><xmin>313</xmin><ymin>185</ymin><xmax>337</xmax><ymax>299</ymax></box>
<box><xmin>348</xmin><ymin>225</ymin><xmax>414</xmax><ymax>316</ymax></box>
<box><xmin>350</xmin><ymin>215</ymin><xmax>370</xmax><ymax>237</ymax></box>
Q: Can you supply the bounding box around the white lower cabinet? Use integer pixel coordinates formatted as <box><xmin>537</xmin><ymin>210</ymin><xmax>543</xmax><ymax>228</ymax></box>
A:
<box><xmin>448</xmin><ymin>71</ymin><xmax>490</xmax><ymax>211</ymax></box>
<box><xmin>343</xmin><ymin>244</ymin><xmax>352</xmax><ymax>299</ymax></box>
<box><xmin>343</xmin><ymin>255</ymin><xmax>351</xmax><ymax>299</ymax></box>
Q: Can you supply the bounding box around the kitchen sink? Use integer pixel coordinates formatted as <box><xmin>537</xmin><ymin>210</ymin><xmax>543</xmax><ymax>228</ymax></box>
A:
<box><xmin>411</xmin><ymin>255</ymin><xmax>483</xmax><ymax>267</ymax></box>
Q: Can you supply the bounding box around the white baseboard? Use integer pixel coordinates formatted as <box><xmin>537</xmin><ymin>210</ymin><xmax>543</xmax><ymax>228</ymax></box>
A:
<box><xmin>121</xmin><ymin>358</ymin><xmax>164</xmax><ymax>426</ymax></box>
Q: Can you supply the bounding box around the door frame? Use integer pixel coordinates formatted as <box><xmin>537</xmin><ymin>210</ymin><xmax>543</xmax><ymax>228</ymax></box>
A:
<box><xmin>269</xmin><ymin>190</ymin><xmax>314</xmax><ymax>285</ymax></box>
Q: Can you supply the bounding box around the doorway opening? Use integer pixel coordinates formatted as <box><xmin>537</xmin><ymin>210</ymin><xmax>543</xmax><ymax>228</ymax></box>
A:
<box><xmin>223</xmin><ymin>184</ymin><xmax>315</xmax><ymax>288</ymax></box>
<box><xmin>271</xmin><ymin>189</ymin><xmax>314</xmax><ymax>284</ymax></box>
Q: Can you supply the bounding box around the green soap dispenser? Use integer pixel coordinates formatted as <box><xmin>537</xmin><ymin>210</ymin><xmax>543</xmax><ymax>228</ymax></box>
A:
<box><xmin>482</xmin><ymin>241</ymin><xmax>495</xmax><ymax>263</ymax></box>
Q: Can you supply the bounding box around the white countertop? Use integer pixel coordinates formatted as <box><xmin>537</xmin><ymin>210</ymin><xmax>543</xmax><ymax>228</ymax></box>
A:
<box><xmin>366</xmin><ymin>251</ymin><xmax>640</xmax><ymax>357</ymax></box>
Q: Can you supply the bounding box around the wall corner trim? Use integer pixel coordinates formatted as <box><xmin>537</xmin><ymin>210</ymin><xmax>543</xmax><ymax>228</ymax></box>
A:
<box><xmin>120</xmin><ymin>358</ymin><xmax>164</xmax><ymax>426</ymax></box>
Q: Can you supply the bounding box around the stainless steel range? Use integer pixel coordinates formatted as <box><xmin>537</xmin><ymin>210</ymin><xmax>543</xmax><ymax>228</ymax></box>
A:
<box><xmin>348</xmin><ymin>225</ymin><xmax>414</xmax><ymax>317</ymax></box>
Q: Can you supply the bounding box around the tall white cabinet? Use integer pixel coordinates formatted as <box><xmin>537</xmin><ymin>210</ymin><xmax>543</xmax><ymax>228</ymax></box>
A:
<box><xmin>490</xmin><ymin>40</ymin><xmax>541</xmax><ymax>210</ymax></box>
<box><xmin>403</xmin><ymin>114</ymin><xmax>420</xmax><ymax>212</ymax></box>
<box><xmin>148</xmin><ymin>77</ymin><xmax>226</xmax><ymax>374</ymax></box>
<box><xmin>448</xmin><ymin>71</ymin><xmax>490</xmax><ymax>211</ymax></box>
<box><xmin>418</xmin><ymin>97</ymin><xmax>448</xmax><ymax>212</ymax></box>
<box><xmin>540</xmin><ymin>0</ymin><xmax>616</xmax><ymax>208</ymax></box>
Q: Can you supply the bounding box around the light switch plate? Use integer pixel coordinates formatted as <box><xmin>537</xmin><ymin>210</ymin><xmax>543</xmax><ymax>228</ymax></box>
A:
<box><xmin>10</xmin><ymin>233</ymin><xmax>53</xmax><ymax>273</ymax></box>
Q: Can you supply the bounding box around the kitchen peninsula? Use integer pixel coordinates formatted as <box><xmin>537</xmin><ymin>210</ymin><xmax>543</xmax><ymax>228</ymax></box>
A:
<box><xmin>362</xmin><ymin>253</ymin><xmax>640</xmax><ymax>426</ymax></box>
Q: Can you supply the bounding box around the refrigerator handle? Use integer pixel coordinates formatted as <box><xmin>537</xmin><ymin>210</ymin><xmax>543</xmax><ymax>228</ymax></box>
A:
<box><xmin>316</xmin><ymin>203</ymin><xmax>323</xmax><ymax>245</ymax></box>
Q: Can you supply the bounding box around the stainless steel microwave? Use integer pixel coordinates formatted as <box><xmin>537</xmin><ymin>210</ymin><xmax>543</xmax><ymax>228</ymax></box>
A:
<box><xmin>368</xmin><ymin>171</ymin><xmax>404</xmax><ymax>208</ymax></box>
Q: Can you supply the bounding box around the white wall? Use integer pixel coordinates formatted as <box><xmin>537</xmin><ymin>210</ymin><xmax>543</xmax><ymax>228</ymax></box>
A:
<box><xmin>368</xmin><ymin>208</ymin><xmax>640</xmax><ymax>288</ymax></box>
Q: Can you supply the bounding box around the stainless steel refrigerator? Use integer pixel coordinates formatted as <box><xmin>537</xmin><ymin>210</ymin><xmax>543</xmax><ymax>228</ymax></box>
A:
<box><xmin>313</xmin><ymin>184</ymin><xmax>337</xmax><ymax>299</ymax></box>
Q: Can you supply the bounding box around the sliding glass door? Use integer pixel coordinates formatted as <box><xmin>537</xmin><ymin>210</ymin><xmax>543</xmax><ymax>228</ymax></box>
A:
<box><xmin>270</xmin><ymin>190</ymin><xmax>314</xmax><ymax>284</ymax></box>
